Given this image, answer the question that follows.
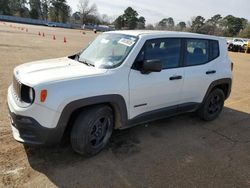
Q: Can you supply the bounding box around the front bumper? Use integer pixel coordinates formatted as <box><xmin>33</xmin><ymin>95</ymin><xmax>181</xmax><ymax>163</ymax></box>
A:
<box><xmin>8</xmin><ymin>109</ymin><xmax>62</xmax><ymax>145</ymax></box>
<box><xmin>7</xmin><ymin>85</ymin><xmax>64</xmax><ymax>145</ymax></box>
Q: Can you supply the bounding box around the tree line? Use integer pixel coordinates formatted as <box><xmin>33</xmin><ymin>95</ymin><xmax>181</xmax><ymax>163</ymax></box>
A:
<box><xmin>115</xmin><ymin>7</ymin><xmax>250</xmax><ymax>38</ymax></box>
<box><xmin>0</xmin><ymin>0</ymin><xmax>249</xmax><ymax>38</ymax></box>
<box><xmin>0</xmin><ymin>0</ymin><xmax>110</xmax><ymax>24</ymax></box>
<box><xmin>0</xmin><ymin>0</ymin><xmax>71</xmax><ymax>23</ymax></box>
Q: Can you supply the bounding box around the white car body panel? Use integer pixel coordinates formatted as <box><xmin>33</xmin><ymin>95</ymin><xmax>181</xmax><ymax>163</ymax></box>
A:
<box><xmin>14</xmin><ymin>57</ymin><xmax>107</xmax><ymax>87</ymax></box>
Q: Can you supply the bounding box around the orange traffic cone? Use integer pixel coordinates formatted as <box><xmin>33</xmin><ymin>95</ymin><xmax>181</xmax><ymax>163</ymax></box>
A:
<box><xmin>64</xmin><ymin>37</ymin><xmax>67</xmax><ymax>43</ymax></box>
<box><xmin>53</xmin><ymin>35</ymin><xmax>56</xmax><ymax>40</ymax></box>
<box><xmin>42</xmin><ymin>32</ymin><xmax>45</xmax><ymax>37</ymax></box>
<box><xmin>38</xmin><ymin>32</ymin><xmax>41</xmax><ymax>36</ymax></box>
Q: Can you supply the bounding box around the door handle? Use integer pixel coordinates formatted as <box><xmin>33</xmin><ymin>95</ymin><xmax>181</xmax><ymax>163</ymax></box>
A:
<box><xmin>206</xmin><ymin>70</ymin><xmax>216</xmax><ymax>75</ymax></box>
<box><xmin>169</xmin><ymin>75</ymin><xmax>182</xmax><ymax>80</ymax></box>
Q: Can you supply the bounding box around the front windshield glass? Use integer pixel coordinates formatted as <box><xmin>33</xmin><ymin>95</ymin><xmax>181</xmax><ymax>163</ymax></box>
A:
<box><xmin>79</xmin><ymin>33</ymin><xmax>138</xmax><ymax>69</ymax></box>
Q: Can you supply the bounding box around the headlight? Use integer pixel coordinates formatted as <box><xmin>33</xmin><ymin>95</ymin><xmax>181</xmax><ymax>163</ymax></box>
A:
<box><xmin>29</xmin><ymin>87</ymin><xmax>34</xmax><ymax>102</ymax></box>
<box><xmin>21</xmin><ymin>85</ymin><xmax>35</xmax><ymax>104</ymax></box>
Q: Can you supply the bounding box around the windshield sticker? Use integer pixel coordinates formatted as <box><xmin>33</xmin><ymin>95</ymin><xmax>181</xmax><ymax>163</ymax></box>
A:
<box><xmin>118</xmin><ymin>38</ymin><xmax>135</xmax><ymax>47</ymax></box>
<box><xmin>101</xmin><ymin>38</ymin><xmax>109</xmax><ymax>44</ymax></box>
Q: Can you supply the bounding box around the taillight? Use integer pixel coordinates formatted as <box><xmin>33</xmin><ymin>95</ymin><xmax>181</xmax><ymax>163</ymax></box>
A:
<box><xmin>231</xmin><ymin>62</ymin><xmax>234</xmax><ymax>71</ymax></box>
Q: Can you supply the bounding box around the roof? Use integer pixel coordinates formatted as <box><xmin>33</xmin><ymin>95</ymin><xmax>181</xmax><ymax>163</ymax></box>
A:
<box><xmin>106</xmin><ymin>30</ymin><xmax>221</xmax><ymax>40</ymax></box>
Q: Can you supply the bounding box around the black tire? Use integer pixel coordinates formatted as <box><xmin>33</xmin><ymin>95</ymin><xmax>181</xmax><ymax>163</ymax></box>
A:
<box><xmin>242</xmin><ymin>44</ymin><xmax>247</xmax><ymax>52</ymax></box>
<box><xmin>198</xmin><ymin>88</ymin><xmax>225</xmax><ymax>121</ymax></box>
<box><xmin>228</xmin><ymin>44</ymin><xmax>233</xmax><ymax>51</ymax></box>
<box><xmin>71</xmin><ymin>105</ymin><xmax>114</xmax><ymax>156</ymax></box>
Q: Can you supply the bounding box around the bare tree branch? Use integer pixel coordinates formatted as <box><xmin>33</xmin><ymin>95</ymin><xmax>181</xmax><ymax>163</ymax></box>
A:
<box><xmin>78</xmin><ymin>0</ymin><xmax>97</xmax><ymax>24</ymax></box>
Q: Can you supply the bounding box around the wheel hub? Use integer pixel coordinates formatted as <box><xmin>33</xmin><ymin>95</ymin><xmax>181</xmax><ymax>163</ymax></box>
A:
<box><xmin>208</xmin><ymin>95</ymin><xmax>221</xmax><ymax>114</ymax></box>
<box><xmin>90</xmin><ymin>117</ymin><xmax>109</xmax><ymax>147</ymax></box>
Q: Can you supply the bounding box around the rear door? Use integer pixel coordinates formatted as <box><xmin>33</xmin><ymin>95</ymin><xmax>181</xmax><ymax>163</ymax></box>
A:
<box><xmin>181</xmin><ymin>38</ymin><xmax>220</xmax><ymax>104</ymax></box>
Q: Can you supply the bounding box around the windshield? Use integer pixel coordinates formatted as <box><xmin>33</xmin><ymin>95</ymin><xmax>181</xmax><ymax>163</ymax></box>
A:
<box><xmin>79</xmin><ymin>33</ymin><xmax>138</xmax><ymax>69</ymax></box>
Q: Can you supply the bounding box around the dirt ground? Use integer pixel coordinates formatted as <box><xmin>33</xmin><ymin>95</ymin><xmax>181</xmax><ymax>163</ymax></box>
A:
<box><xmin>0</xmin><ymin>22</ymin><xmax>250</xmax><ymax>188</ymax></box>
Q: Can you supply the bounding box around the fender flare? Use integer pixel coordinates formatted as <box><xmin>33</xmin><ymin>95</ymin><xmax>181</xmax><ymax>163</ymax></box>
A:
<box><xmin>55</xmin><ymin>94</ymin><xmax>128</xmax><ymax>142</ymax></box>
<box><xmin>202</xmin><ymin>78</ymin><xmax>232</xmax><ymax>104</ymax></box>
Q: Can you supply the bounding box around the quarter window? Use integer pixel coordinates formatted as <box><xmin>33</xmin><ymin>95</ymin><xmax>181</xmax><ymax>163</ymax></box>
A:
<box><xmin>210</xmin><ymin>40</ymin><xmax>219</xmax><ymax>60</ymax></box>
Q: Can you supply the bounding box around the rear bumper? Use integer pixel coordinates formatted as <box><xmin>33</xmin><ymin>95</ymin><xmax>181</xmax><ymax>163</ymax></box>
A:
<box><xmin>8</xmin><ymin>109</ymin><xmax>62</xmax><ymax>145</ymax></box>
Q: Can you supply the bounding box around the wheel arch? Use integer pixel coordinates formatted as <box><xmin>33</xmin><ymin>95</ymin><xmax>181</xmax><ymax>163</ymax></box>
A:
<box><xmin>203</xmin><ymin>78</ymin><xmax>232</xmax><ymax>104</ymax></box>
<box><xmin>56</xmin><ymin>94</ymin><xmax>128</xmax><ymax>143</ymax></box>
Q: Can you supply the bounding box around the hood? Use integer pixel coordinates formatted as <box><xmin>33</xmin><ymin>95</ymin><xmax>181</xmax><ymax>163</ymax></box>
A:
<box><xmin>14</xmin><ymin>57</ymin><xmax>107</xmax><ymax>87</ymax></box>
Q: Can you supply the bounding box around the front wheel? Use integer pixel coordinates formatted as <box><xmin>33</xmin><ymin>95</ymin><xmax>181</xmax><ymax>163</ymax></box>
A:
<box><xmin>242</xmin><ymin>44</ymin><xmax>247</xmax><ymax>52</ymax></box>
<box><xmin>198</xmin><ymin>88</ymin><xmax>225</xmax><ymax>121</ymax></box>
<box><xmin>228</xmin><ymin>44</ymin><xmax>233</xmax><ymax>51</ymax></box>
<box><xmin>71</xmin><ymin>105</ymin><xmax>114</xmax><ymax>156</ymax></box>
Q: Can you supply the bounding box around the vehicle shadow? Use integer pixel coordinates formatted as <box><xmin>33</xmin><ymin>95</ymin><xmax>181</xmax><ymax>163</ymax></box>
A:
<box><xmin>24</xmin><ymin>107</ymin><xmax>250</xmax><ymax>187</ymax></box>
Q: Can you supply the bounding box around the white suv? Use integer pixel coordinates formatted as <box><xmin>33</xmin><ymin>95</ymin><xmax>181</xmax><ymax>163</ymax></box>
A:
<box><xmin>227</xmin><ymin>38</ymin><xmax>248</xmax><ymax>52</ymax></box>
<box><xmin>7</xmin><ymin>31</ymin><xmax>233</xmax><ymax>156</ymax></box>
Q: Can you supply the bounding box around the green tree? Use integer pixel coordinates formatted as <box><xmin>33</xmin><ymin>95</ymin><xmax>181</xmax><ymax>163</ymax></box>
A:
<box><xmin>72</xmin><ymin>11</ymin><xmax>81</xmax><ymax>23</ymax></box>
<box><xmin>166</xmin><ymin>17</ymin><xmax>174</xmax><ymax>29</ymax></box>
<box><xmin>158</xmin><ymin>18</ymin><xmax>167</xmax><ymax>29</ymax></box>
<box><xmin>204</xmin><ymin>14</ymin><xmax>224</xmax><ymax>35</ymax></box>
<box><xmin>41</xmin><ymin>0</ymin><xmax>50</xmax><ymax>20</ymax></box>
<box><xmin>49</xmin><ymin>0</ymin><xmax>70</xmax><ymax>23</ymax></box>
<box><xmin>137</xmin><ymin>16</ymin><xmax>146</xmax><ymax>29</ymax></box>
<box><xmin>9</xmin><ymin>0</ymin><xmax>27</xmax><ymax>16</ymax></box>
<box><xmin>114</xmin><ymin>15</ymin><xmax>124</xmax><ymax>29</ymax></box>
<box><xmin>176</xmin><ymin>21</ymin><xmax>186</xmax><ymax>31</ymax></box>
<box><xmin>157</xmin><ymin>17</ymin><xmax>175</xmax><ymax>30</ymax></box>
<box><xmin>29</xmin><ymin>0</ymin><xmax>41</xmax><ymax>19</ymax></box>
<box><xmin>222</xmin><ymin>15</ymin><xmax>246</xmax><ymax>37</ymax></box>
<box><xmin>0</xmin><ymin>0</ymin><xmax>11</xmax><ymax>15</ymax></box>
<box><xmin>123</xmin><ymin>7</ymin><xmax>138</xmax><ymax>29</ymax></box>
<box><xmin>206</xmin><ymin>14</ymin><xmax>222</xmax><ymax>26</ymax></box>
<box><xmin>114</xmin><ymin>7</ymin><xmax>144</xmax><ymax>30</ymax></box>
<box><xmin>19</xmin><ymin>6</ymin><xmax>29</xmax><ymax>17</ymax></box>
<box><xmin>239</xmin><ymin>24</ymin><xmax>250</xmax><ymax>38</ymax></box>
<box><xmin>190</xmin><ymin>16</ymin><xmax>205</xmax><ymax>33</ymax></box>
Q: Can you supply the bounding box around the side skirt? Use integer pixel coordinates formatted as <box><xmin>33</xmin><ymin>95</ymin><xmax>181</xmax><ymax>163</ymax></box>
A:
<box><xmin>122</xmin><ymin>102</ymin><xmax>200</xmax><ymax>129</ymax></box>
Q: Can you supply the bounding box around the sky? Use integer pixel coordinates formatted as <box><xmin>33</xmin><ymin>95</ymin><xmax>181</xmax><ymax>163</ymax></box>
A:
<box><xmin>67</xmin><ymin>0</ymin><xmax>250</xmax><ymax>24</ymax></box>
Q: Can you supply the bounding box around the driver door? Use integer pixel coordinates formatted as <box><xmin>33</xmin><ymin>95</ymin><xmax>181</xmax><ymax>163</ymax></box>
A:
<box><xmin>129</xmin><ymin>38</ymin><xmax>185</xmax><ymax>119</ymax></box>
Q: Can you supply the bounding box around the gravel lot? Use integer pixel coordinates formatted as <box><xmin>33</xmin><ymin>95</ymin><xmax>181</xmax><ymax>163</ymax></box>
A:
<box><xmin>0</xmin><ymin>22</ymin><xmax>250</xmax><ymax>188</ymax></box>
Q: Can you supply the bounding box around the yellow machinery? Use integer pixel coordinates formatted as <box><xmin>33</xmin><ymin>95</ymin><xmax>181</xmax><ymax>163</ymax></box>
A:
<box><xmin>246</xmin><ymin>41</ymin><xmax>250</xmax><ymax>53</ymax></box>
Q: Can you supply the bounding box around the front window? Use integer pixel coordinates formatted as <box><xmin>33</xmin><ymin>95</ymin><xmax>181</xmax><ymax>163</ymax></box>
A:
<box><xmin>138</xmin><ymin>38</ymin><xmax>181</xmax><ymax>69</ymax></box>
<box><xmin>79</xmin><ymin>33</ymin><xmax>138</xmax><ymax>69</ymax></box>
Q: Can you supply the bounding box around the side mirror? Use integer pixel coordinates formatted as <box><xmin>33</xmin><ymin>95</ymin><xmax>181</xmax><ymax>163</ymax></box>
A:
<box><xmin>141</xmin><ymin>59</ymin><xmax>162</xmax><ymax>74</ymax></box>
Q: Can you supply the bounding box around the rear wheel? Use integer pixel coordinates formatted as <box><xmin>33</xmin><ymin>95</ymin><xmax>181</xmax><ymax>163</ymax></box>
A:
<box><xmin>71</xmin><ymin>105</ymin><xmax>114</xmax><ymax>156</ymax></box>
<box><xmin>198</xmin><ymin>88</ymin><xmax>225</xmax><ymax>121</ymax></box>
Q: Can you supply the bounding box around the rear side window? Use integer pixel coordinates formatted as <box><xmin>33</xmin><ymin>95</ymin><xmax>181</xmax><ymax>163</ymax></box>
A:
<box><xmin>184</xmin><ymin>39</ymin><xmax>220</xmax><ymax>66</ymax></box>
<box><xmin>185</xmin><ymin>39</ymin><xmax>209</xmax><ymax>66</ymax></box>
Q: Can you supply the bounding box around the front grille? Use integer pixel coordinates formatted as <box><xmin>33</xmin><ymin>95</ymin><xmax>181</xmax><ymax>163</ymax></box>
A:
<box><xmin>13</xmin><ymin>75</ymin><xmax>22</xmax><ymax>100</ymax></box>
